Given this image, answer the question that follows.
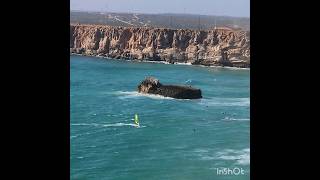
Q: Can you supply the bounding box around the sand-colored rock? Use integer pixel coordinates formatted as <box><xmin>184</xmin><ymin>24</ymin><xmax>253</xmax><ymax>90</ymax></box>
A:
<box><xmin>70</xmin><ymin>24</ymin><xmax>250</xmax><ymax>67</ymax></box>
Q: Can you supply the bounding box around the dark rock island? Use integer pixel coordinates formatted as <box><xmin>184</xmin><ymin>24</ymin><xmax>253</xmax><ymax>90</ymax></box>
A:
<box><xmin>138</xmin><ymin>77</ymin><xmax>202</xmax><ymax>99</ymax></box>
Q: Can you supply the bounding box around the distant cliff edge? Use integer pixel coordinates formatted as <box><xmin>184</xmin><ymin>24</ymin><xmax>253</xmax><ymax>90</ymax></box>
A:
<box><xmin>70</xmin><ymin>24</ymin><xmax>250</xmax><ymax>68</ymax></box>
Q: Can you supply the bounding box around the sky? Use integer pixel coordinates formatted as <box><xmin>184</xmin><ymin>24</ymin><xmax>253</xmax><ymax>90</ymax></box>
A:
<box><xmin>70</xmin><ymin>0</ymin><xmax>250</xmax><ymax>17</ymax></box>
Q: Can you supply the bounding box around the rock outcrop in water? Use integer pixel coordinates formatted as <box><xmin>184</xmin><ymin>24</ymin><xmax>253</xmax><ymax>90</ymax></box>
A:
<box><xmin>70</xmin><ymin>24</ymin><xmax>250</xmax><ymax>68</ymax></box>
<box><xmin>137</xmin><ymin>77</ymin><xmax>202</xmax><ymax>99</ymax></box>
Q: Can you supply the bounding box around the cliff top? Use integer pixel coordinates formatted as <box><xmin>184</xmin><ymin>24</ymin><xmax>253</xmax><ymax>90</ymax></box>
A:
<box><xmin>70</xmin><ymin>11</ymin><xmax>250</xmax><ymax>31</ymax></box>
<box><xmin>70</xmin><ymin>23</ymin><xmax>249</xmax><ymax>34</ymax></box>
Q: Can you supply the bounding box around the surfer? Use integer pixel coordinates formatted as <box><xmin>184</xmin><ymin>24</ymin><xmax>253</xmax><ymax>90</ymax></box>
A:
<box><xmin>134</xmin><ymin>114</ymin><xmax>140</xmax><ymax>127</ymax></box>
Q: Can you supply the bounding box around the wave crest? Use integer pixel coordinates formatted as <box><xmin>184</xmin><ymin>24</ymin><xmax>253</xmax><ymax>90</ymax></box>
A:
<box><xmin>216</xmin><ymin>148</ymin><xmax>250</xmax><ymax>165</ymax></box>
<box><xmin>115</xmin><ymin>91</ymin><xmax>175</xmax><ymax>100</ymax></box>
<box><xmin>71</xmin><ymin>122</ymin><xmax>144</xmax><ymax>128</ymax></box>
<box><xmin>200</xmin><ymin>97</ymin><xmax>250</xmax><ymax>107</ymax></box>
<box><xmin>222</xmin><ymin>117</ymin><xmax>250</xmax><ymax>121</ymax></box>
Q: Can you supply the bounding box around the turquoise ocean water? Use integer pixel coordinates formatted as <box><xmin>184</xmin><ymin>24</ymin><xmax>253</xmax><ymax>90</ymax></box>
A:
<box><xmin>71</xmin><ymin>55</ymin><xmax>250</xmax><ymax>180</ymax></box>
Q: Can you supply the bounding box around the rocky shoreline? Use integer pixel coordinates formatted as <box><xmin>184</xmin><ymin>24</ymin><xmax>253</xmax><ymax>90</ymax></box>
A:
<box><xmin>70</xmin><ymin>24</ymin><xmax>250</xmax><ymax>68</ymax></box>
<box><xmin>71</xmin><ymin>53</ymin><xmax>250</xmax><ymax>70</ymax></box>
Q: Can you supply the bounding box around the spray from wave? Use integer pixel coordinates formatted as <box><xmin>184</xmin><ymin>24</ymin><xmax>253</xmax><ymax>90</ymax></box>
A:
<box><xmin>185</xmin><ymin>79</ymin><xmax>193</xmax><ymax>84</ymax></box>
<box><xmin>199</xmin><ymin>148</ymin><xmax>250</xmax><ymax>165</ymax></box>
<box><xmin>115</xmin><ymin>91</ymin><xmax>175</xmax><ymax>100</ymax></box>
<box><xmin>200</xmin><ymin>97</ymin><xmax>250</xmax><ymax>107</ymax></box>
<box><xmin>222</xmin><ymin>117</ymin><xmax>250</xmax><ymax>121</ymax></box>
<box><xmin>71</xmin><ymin>122</ymin><xmax>145</xmax><ymax>128</ymax></box>
<box><xmin>216</xmin><ymin>148</ymin><xmax>250</xmax><ymax>165</ymax></box>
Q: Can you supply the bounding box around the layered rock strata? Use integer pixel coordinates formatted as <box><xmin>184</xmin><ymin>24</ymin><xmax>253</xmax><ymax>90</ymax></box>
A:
<box><xmin>70</xmin><ymin>24</ymin><xmax>250</xmax><ymax>68</ymax></box>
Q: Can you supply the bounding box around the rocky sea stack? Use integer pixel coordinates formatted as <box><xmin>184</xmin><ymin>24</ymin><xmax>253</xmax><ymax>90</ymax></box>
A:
<box><xmin>137</xmin><ymin>77</ymin><xmax>202</xmax><ymax>99</ymax></box>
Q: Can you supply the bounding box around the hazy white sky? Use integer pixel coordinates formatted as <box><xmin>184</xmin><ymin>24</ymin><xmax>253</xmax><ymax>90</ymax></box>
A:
<box><xmin>70</xmin><ymin>0</ymin><xmax>250</xmax><ymax>17</ymax></box>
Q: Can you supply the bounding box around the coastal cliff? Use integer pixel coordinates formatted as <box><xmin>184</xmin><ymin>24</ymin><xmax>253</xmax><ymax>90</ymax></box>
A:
<box><xmin>70</xmin><ymin>24</ymin><xmax>250</xmax><ymax>68</ymax></box>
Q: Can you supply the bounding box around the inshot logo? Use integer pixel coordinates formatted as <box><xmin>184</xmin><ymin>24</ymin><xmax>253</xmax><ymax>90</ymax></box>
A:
<box><xmin>215</xmin><ymin>167</ymin><xmax>245</xmax><ymax>175</ymax></box>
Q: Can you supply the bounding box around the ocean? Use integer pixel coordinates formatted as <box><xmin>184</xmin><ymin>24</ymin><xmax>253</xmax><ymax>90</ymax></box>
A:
<box><xmin>70</xmin><ymin>55</ymin><xmax>250</xmax><ymax>180</ymax></box>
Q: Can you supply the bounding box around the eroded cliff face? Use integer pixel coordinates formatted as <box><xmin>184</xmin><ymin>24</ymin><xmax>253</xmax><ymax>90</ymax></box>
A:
<box><xmin>70</xmin><ymin>24</ymin><xmax>250</xmax><ymax>67</ymax></box>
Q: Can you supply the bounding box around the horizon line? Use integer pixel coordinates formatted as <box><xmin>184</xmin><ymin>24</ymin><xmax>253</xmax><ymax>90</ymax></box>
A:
<box><xmin>70</xmin><ymin>9</ymin><xmax>250</xmax><ymax>19</ymax></box>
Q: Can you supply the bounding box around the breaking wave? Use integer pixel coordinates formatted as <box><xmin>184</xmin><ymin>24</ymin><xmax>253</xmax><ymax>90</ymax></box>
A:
<box><xmin>199</xmin><ymin>148</ymin><xmax>250</xmax><ymax>165</ymax></box>
<box><xmin>115</xmin><ymin>91</ymin><xmax>175</xmax><ymax>100</ymax></box>
<box><xmin>200</xmin><ymin>97</ymin><xmax>250</xmax><ymax>107</ymax></box>
<box><xmin>222</xmin><ymin>117</ymin><xmax>250</xmax><ymax>121</ymax></box>
<box><xmin>71</xmin><ymin>122</ymin><xmax>144</xmax><ymax>128</ymax></box>
<box><xmin>216</xmin><ymin>148</ymin><xmax>250</xmax><ymax>165</ymax></box>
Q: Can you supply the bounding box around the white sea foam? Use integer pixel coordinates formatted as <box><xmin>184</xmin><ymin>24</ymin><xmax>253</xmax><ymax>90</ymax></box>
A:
<box><xmin>71</xmin><ymin>122</ymin><xmax>145</xmax><ymax>128</ymax></box>
<box><xmin>115</xmin><ymin>91</ymin><xmax>175</xmax><ymax>100</ymax></box>
<box><xmin>102</xmin><ymin>122</ymin><xmax>139</xmax><ymax>127</ymax></box>
<box><xmin>151</xmin><ymin>61</ymin><xmax>170</xmax><ymax>64</ymax></box>
<box><xmin>200</xmin><ymin>156</ymin><xmax>216</xmax><ymax>160</ymax></box>
<box><xmin>70</xmin><ymin>135</ymin><xmax>78</xmax><ymax>139</ymax></box>
<box><xmin>222</xmin><ymin>117</ymin><xmax>250</xmax><ymax>121</ymax></box>
<box><xmin>174</xmin><ymin>62</ymin><xmax>192</xmax><ymax>65</ymax></box>
<box><xmin>137</xmin><ymin>60</ymin><xmax>170</xmax><ymax>64</ymax></box>
<box><xmin>230</xmin><ymin>118</ymin><xmax>250</xmax><ymax>121</ymax></box>
<box><xmin>200</xmin><ymin>97</ymin><xmax>250</xmax><ymax>107</ymax></box>
<box><xmin>193</xmin><ymin>148</ymin><xmax>209</xmax><ymax>153</ymax></box>
<box><xmin>199</xmin><ymin>148</ymin><xmax>250</xmax><ymax>165</ymax></box>
<box><xmin>71</xmin><ymin>123</ymin><xmax>101</xmax><ymax>127</ymax></box>
<box><xmin>216</xmin><ymin>148</ymin><xmax>250</xmax><ymax>165</ymax></box>
<box><xmin>209</xmin><ymin>65</ymin><xmax>250</xmax><ymax>70</ymax></box>
<box><xmin>71</xmin><ymin>54</ymin><xmax>249</xmax><ymax>70</ymax></box>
